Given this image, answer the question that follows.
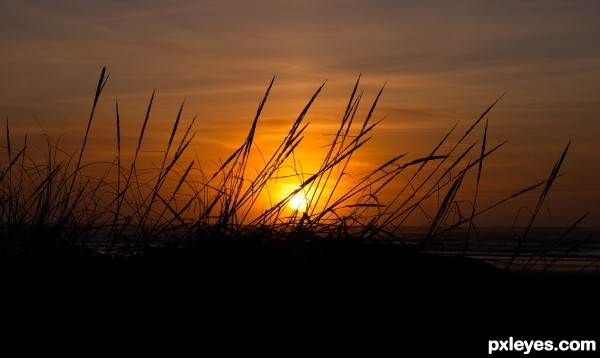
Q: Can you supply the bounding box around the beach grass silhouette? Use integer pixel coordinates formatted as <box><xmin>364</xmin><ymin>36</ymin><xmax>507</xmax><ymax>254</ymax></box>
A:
<box><xmin>2</xmin><ymin>68</ymin><xmax>594</xmax><ymax>268</ymax></box>
<box><xmin>0</xmin><ymin>68</ymin><xmax>598</xmax><ymax>324</ymax></box>
<box><xmin>3</xmin><ymin>67</ymin><xmax>600</xmax><ymax>352</ymax></box>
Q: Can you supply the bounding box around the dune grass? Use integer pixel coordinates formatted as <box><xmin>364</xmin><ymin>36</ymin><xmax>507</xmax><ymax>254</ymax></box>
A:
<box><xmin>0</xmin><ymin>67</ymin><xmax>596</xmax><ymax>274</ymax></box>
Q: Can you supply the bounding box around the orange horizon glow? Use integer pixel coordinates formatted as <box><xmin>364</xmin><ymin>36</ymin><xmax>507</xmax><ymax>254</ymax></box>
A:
<box><xmin>1</xmin><ymin>1</ymin><xmax>599</xmax><ymax>227</ymax></box>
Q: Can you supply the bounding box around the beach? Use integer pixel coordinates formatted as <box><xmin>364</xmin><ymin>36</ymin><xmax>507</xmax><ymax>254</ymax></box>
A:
<box><xmin>3</xmin><ymin>235</ymin><xmax>598</xmax><ymax>355</ymax></box>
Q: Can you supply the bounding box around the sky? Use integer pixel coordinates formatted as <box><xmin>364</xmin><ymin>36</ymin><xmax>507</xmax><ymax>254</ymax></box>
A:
<box><xmin>1</xmin><ymin>0</ymin><xmax>599</xmax><ymax>227</ymax></box>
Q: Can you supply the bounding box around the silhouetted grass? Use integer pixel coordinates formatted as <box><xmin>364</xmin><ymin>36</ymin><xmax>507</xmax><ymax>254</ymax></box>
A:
<box><xmin>4</xmin><ymin>68</ymin><xmax>600</xmax><ymax>358</ymax></box>
<box><xmin>0</xmin><ymin>67</ymin><xmax>597</xmax><ymax>277</ymax></box>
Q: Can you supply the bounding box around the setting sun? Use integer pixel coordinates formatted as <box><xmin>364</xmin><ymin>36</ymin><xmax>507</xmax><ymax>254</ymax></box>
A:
<box><xmin>289</xmin><ymin>190</ymin><xmax>309</xmax><ymax>212</ymax></box>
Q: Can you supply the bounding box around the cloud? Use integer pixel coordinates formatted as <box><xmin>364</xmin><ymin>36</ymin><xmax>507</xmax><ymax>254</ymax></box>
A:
<box><xmin>2</xmin><ymin>0</ymin><xmax>600</xmax><ymax>225</ymax></box>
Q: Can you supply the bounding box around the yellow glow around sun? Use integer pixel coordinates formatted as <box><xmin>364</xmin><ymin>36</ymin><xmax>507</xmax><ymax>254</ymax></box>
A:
<box><xmin>289</xmin><ymin>190</ymin><xmax>309</xmax><ymax>212</ymax></box>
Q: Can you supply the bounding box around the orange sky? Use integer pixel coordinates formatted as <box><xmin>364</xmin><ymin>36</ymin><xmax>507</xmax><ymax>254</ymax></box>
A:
<box><xmin>1</xmin><ymin>0</ymin><xmax>599</xmax><ymax>227</ymax></box>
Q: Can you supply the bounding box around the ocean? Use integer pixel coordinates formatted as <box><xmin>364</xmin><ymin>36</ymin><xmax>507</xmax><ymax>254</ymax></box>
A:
<box><xmin>399</xmin><ymin>226</ymin><xmax>600</xmax><ymax>274</ymax></box>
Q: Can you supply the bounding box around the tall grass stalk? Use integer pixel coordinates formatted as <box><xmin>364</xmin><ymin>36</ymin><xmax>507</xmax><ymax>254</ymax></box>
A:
<box><xmin>0</xmin><ymin>68</ymin><xmax>593</xmax><ymax>275</ymax></box>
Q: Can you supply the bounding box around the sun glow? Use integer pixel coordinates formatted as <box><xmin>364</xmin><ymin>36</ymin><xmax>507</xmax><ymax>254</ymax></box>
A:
<box><xmin>289</xmin><ymin>190</ymin><xmax>309</xmax><ymax>212</ymax></box>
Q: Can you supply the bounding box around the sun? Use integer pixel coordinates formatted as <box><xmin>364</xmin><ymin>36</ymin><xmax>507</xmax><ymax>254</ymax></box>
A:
<box><xmin>289</xmin><ymin>190</ymin><xmax>309</xmax><ymax>212</ymax></box>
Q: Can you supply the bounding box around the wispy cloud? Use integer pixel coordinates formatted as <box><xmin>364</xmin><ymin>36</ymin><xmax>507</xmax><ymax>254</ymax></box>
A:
<box><xmin>1</xmin><ymin>0</ymin><xmax>599</xmax><ymax>225</ymax></box>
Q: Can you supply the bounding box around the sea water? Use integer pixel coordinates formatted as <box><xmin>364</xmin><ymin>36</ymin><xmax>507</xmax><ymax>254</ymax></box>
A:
<box><xmin>399</xmin><ymin>226</ymin><xmax>600</xmax><ymax>274</ymax></box>
<box><xmin>83</xmin><ymin>225</ymin><xmax>600</xmax><ymax>275</ymax></box>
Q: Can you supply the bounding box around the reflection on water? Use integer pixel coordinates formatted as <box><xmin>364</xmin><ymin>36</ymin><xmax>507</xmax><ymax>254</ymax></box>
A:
<box><xmin>83</xmin><ymin>225</ymin><xmax>600</xmax><ymax>275</ymax></box>
<box><xmin>399</xmin><ymin>226</ymin><xmax>600</xmax><ymax>274</ymax></box>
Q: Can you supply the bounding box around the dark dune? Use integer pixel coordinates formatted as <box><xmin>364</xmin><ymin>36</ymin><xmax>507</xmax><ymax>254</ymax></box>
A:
<box><xmin>3</xmin><ymin>240</ymin><xmax>599</xmax><ymax>355</ymax></box>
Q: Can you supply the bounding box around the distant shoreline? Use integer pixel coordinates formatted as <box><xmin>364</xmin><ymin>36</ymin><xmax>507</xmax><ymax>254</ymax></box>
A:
<box><xmin>5</xmin><ymin>236</ymin><xmax>598</xmax><ymax>295</ymax></box>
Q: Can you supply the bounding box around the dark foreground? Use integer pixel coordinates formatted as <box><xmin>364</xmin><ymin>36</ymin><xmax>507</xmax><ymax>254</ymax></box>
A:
<box><xmin>3</xmin><ymin>239</ymin><xmax>599</xmax><ymax>355</ymax></box>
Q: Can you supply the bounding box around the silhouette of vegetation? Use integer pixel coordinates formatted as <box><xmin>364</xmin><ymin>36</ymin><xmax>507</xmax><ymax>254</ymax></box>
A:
<box><xmin>0</xmin><ymin>67</ymin><xmax>596</xmax><ymax>276</ymax></box>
